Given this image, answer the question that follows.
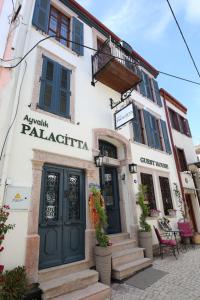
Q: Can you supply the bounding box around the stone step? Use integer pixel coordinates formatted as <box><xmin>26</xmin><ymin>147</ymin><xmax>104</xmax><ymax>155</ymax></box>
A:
<box><xmin>108</xmin><ymin>233</ymin><xmax>130</xmax><ymax>243</ymax></box>
<box><xmin>111</xmin><ymin>239</ymin><xmax>136</xmax><ymax>253</ymax></box>
<box><xmin>54</xmin><ymin>282</ymin><xmax>111</xmax><ymax>300</ymax></box>
<box><xmin>39</xmin><ymin>260</ymin><xmax>89</xmax><ymax>282</ymax></box>
<box><xmin>112</xmin><ymin>248</ymin><xmax>145</xmax><ymax>268</ymax></box>
<box><xmin>112</xmin><ymin>258</ymin><xmax>152</xmax><ymax>281</ymax></box>
<box><xmin>40</xmin><ymin>269</ymin><xmax>98</xmax><ymax>300</ymax></box>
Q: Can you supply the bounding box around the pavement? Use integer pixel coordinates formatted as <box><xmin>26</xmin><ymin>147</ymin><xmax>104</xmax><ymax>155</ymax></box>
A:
<box><xmin>111</xmin><ymin>245</ymin><xmax>200</xmax><ymax>300</ymax></box>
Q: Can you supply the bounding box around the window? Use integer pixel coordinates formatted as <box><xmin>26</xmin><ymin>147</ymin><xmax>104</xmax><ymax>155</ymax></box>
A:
<box><xmin>176</xmin><ymin>148</ymin><xmax>188</xmax><ymax>171</ymax></box>
<box><xmin>169</xmin><ymin>108</ymin><xmax>191</xmax><ymax>137</ymax></box>
<box><xmin>132</xmin><ymin>105</ymin><xmax>172</xmax><ymax>153</ymax></box>
<box><xmin>139</xmin><ymin>70</ymin><xmax>162</xmax><ymax>106</ymax></box>
<box><xmin>99</xmin><ymin>140</ymin><xmax>117</xmax><ymax>159</ymax></box>
<box><xmin>48</xmin><ymin>6</ymin><xmax>70</xmax><ymax>47</ymax></box>
<box><xmin>32</xmin><ymin>0</ymin><xmax>84</xmax><ymax>56</ymax></box>
<box><xmin>141</xmin><ymin>173</ymin><xmax>157</xmax><ymax>211</ymax></box>
<box><xmin>39</xmin><ymin>56</ymin><xmax>71</xmax><ymax>118</ymax></box>
<box><xmin>159</xmin><ymin>176</ymin><xmax>173</xmax><ymax>215</ymax></box>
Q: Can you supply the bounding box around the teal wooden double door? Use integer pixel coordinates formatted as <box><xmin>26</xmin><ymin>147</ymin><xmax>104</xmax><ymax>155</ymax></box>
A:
<box><xmin>39</xmin><ymin>165</ymin><xmax>85</xmax><ymax>269</ymax></box>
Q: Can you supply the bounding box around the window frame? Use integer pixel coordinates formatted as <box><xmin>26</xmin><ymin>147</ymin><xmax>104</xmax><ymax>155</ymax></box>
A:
<box><xmin>48</xmin><ymin>5</ymin><xmax>71</xmax><ymax>48</ymax></box>
<box><xmin>140</xmin><ymin>172</ymin><xmax>157</xmax><ymax>212</ymax></box>
<box><xmin>159</xmin><ymin>176</ymin><xmax>174</xmax><ymax>216</ymax></box>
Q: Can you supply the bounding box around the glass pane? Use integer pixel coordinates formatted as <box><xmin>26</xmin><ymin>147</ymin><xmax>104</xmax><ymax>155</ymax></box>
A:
<box><xmin>104</xmin><ymin>173</ymin><xmax>114</xmax><ymax>206</ymax></box>
<box><xmin>60</xmin><ymin>90</ymin><xmax>66</xmax><ymax>114</ymax></box>
<box><xmin>60</xmin><ymin>23</ymin><xmax>68</xmax><ymax>37</ymax></box>
<box><xmin>49</xmin><ymin>15</ymin><xmax>57</xmax><ymax>32</ymax></box>
<box><xmin>44</xmin><ymin>83</ymin><xmax>52</xmax><ymax>107</ymax></box>
<box><xmin>45</xmin><ymin>172</ymin><xmax>59</xmax><ymax>221</ymax></box>
<box><xmin>46</xmin><ymin>61</ymin><xmax>54</xmax><ymax>81</ymax></box>
<box><xmin>68</xmin><ymin>175</ymin><xmax>80</xmax><ymax>220</ymax></box>
<box><xmin>60</xmin><ymin>38</ymin><xmax>67</xmax><ymax>46</ymax></box>
<box><xmin>61</xmin><ymin>69</ymin><xmax>68</xmax><ymax>88</ymax></box>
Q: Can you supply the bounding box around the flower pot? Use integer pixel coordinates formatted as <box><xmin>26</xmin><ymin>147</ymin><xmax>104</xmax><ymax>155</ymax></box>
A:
<box><xmin>138</xmin><ymin>231</ymin><xmax>153</xmax><ymax>259</ymax></box>
<box><xmin>23</xmin><ymin>283</ymin><xmax>42</xmax><ymax>300</ymax></box>
<box><xmin>94</xmin><ymin>246</ymin><xmax>112</xmax><ymax>286</ymax></box>
<box><xmin>150</xmin><ymin>211</ymin><xmax>160</xmax><ymax>218</ymax></box>
<box><xmin>168</xmin><ymin>210</ymin><xmax>176</xmax><ymax>217</ymax></box>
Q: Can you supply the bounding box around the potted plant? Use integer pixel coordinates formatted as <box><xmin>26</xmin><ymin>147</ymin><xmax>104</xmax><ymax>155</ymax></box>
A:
<box><xmin>137</xmin><ymin>185</ymin><xmax>153</xmax><ymax>259</ymax></box>
<box><xmin>89</xmin><ymin>187</ymin><xmax>112</xmax><ymax>286</ymax></box>
<box><xmin>168</xmin><ymin>209</ymin><xmax>177</xmax><ymax>217</ymax></box>
<box><xmin>0</xmin><ymin>205</ymin><xmax>15</xmax><ymax>273</ymax></box>
<box><xmin>150</xmin><ymin>209</ymin><xmax>160</xmax><ymax>218</ymax></box>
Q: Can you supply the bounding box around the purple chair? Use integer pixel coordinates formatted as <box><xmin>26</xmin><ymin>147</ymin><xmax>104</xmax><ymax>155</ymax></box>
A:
<box><xmin>154</xmin><ymin>226</ymin><xmax>178</xmax><ymax>259</ymax></box>
<box><xmin>177</xmin><ymin>222</ymin><xmax>193</xmax><ymax>246</ymax></box>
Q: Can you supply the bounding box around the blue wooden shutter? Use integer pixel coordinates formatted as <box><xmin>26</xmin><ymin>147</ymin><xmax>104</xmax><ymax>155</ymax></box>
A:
<box><xmin>160</xmin><ymin>120</ymin><xmax>172</xmax><ymax>154</ymax></box>
<box><xmin>143</xmin><ymin>110</ymin><xmax>154</xmax><ymax>147</ymax></box>
<box><xmin>32</xmin><ymin>0</ymin><xmax>50</xmax><ymax>32</ymax></box>
<box><xmin>143</xmin><ymin>72</ymin><xmax>153</xmax><ymax>101</ymax></box>
<box><xmin>56</xmin><ymin>65</ymin><xmax>71</xmax><ymax>117</ymax></box>
<box><xmin>152</xmin><ymin>79</ymin><xmax>162</xmax><ymax>106</ymax></box>
<box><xmin>132</xmin><ymin>105</ymin><xmax>142</xmax><ymax>143</ymax></box>
<box><xmin>151</xmin><ymin>116</ymin><xmax>162</xmax><ymax>150</ymax></box>
<box><xmin>139</xmin><ymin>70</ymin><xmax>147</xmax><ymax>97</ymax></box>
<box><xmin>72</xmin><ymin>17</ymin><xmax>84</xmax><ymax>56</ymax></box>
<box><xmin>39</xmin><ymin>56</ymin><xmax>56</xmax><ymax>113</ymax></box>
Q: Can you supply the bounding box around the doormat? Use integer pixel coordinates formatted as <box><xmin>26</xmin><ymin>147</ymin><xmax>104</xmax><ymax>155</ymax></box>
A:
<box><xmin>124</xmin><ymin>267</ymin><xmax>168</xmax><ymax>290</ymax></box>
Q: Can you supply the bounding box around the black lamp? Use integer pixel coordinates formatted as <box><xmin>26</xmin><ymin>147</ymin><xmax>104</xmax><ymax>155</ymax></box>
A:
<box><xmin>129</xmin><ymin>163</ymin><xmax>137</xmax><ymax>174</ymax></box>
<box><xmin>94</xmin><ymin>154</ymin><xmax>104</xmax><ymax>167</ymax></box>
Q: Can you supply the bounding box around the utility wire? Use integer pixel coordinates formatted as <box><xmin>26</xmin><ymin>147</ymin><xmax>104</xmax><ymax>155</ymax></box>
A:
<box><xmin>0</xmin><ymin>61</ymin><xmax>27</xmax><ymax>161</ymax></box>
<box><xmin>1</xmin><ymin>34</ymin><xmax>200</xmax><ymax>86</ymax></box>
<box><xmin>166</xmin><ymin>0</ymin><xmax>200</xmax><ymax>80</ymax></box>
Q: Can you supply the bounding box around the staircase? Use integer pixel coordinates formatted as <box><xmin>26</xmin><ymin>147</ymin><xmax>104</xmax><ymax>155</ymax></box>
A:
<box><xmin>38</xmin><ymin>260</ymin><xmax>111</xmax><ymax>300</ymax></box>
<box><xmin>109</xmin><ymin>233</ymin><xmax>152</xmax><ymax>281</ymax></box>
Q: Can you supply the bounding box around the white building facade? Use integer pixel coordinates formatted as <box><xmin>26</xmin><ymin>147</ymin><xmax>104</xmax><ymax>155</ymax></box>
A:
<box><xmin>0</xmin><ymin>0</ymin><xmax>193</xmax><ymax>296</ymax></box>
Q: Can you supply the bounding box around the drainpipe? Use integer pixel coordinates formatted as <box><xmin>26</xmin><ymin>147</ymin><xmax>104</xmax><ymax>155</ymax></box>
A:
<box><xmin>162</xmin><ymin>91</ymin><xmax>186</xmax><ymax>206</ymax></box>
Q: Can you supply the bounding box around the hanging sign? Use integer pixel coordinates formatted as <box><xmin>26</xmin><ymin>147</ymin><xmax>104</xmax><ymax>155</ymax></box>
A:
<box><xmin>114</xmin><ymin>103</ymin><xmax>134</xmax><ymax>129</ymax></box>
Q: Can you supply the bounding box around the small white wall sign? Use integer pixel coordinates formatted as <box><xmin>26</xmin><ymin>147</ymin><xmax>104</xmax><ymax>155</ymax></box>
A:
<box><xmin>114</xmin><ymin>103</ymin><xmax>134</xmax><ymax>129</ymax></box>
<box><xmin>4</xmin><ymin>186</ymin><xmax>31</xmax><ymax>210</ymax></box>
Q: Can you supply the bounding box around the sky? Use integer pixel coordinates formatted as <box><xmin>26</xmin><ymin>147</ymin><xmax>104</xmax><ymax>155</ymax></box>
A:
<box><xmin>77</xmin><ymin>0</ymin><xmax>200</xmax><ymax>145</ymax></box>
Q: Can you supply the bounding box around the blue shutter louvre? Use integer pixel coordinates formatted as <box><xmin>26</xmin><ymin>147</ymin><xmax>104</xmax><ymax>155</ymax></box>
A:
<box><xmin>32</xmin><ymin>0</ymin><xmax>50</xmax><ymax>32</ymax></box>
<box><xmin>152</xmin><ymin>79</ymin><xmax>162</xmax><ymax>106</ymax></box>
<box><xmin>143</xmin><ymin>110</ymin><xmax>154</xmax><ymax>147</ymax></box>
<box><xmin>161</xmin><ymin>120</ymin><xmax>172</xmax><ymax>154</ymax></box>
<box><xmin>139</xmin><ymin>70</ymin><xmax>146</xmax><ymax>97</ymax></box>
<box><xmin>132</xmin><ymin>105</ymin><xmax>142</xmax><ymax>143</ymax></box>
<box><xmin>143</xmin><ymin>72</ymin><xmax>153</xmax><ymax>101</ymax></box>
<box><xmin>72</xmin><ymin>17</ymin><xmax>84</xmax><ymax>56</ymax></box>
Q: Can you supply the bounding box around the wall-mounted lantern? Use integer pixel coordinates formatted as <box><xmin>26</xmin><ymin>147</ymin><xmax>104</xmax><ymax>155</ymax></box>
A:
<box><xmin>94</xmin><ymin>154</ymin><xmax>104</xmax><ymax>167</ymax></box>
<box><xmin>129</xmin><ymin>163</ymin><xmax>137</xmax><ymax>174</ymax></box>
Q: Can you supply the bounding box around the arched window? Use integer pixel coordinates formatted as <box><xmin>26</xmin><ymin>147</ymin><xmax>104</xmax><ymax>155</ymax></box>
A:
<box><xmin>99</xmin><ymin>140</ymin><xmax>118</xmax><ymax>159</ymax></box>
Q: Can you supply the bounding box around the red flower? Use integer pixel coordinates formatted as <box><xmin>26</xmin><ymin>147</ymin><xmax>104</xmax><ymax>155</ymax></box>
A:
<box><xmin>0</xmin><ymin>236</ymin><xmax>4</xmax><ymax>240</ymax></box>
<box><xmin>0</xmin><ymin>246</ymin><xmax>4</xmax><ymax>252</ymax></box>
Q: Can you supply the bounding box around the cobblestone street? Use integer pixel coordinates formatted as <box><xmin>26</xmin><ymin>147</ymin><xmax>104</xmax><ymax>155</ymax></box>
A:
<box><xmin>112</xmin><ymin>246</ymin><xmax>200</xmax><ymax>300</ymax></box>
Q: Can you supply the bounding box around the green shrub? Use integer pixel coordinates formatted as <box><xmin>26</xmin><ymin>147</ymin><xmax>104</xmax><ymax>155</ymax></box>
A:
<box><xmin>0</xmin><ymin>266</ymin><xmax>28</xmax><ymax>300</ymax></box>
<box><xmin>137</xmin><ymin>185</ymin><xmax>151</xmax><ymax>232</ymax></box>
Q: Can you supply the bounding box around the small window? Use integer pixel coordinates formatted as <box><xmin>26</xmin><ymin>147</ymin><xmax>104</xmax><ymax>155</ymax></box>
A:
<box><xmin>159</xmin><ymin>176</ymin><xmax>173</xmax><ymax>215</ymax></box>
<box><xmin>48</xmin><ymin>6</ymin><xmax>70</xmax><ymax>47</ymax></box>
<box><xmin>39</xmin><ymin>56</ymin><xmax>71</xmax><ymax>118</ymax></box>
<box><xmin>99</xmin><ymin>140</ymin><xmax>117</xmax><ymax>159</ymax></box>
<box><xmin>141</xmin><ymin>173</ymin><xmax>157</xmax><ymax>211</ymax></box>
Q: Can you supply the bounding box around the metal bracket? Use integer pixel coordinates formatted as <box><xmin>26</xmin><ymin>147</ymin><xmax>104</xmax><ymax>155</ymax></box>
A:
<box><xmin>110</xmin><ymin>98</ymin><xmax>125</xmax><ymax>109</ymax></box>
<box><xmin>121</xmin><ymin>87</ymin><xmax>135</xmax><ymax>101</ymax></box>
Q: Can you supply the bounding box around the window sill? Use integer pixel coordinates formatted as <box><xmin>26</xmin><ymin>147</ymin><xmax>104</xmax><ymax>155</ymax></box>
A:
<box><xmin>172</xmin><ymin>128</ymin><xmax>192</xmax><ymax>138</ymax></box>
<box><xmin>132</xmin><ymin>140</ymin><xmax>171</xmax><ymax>155</ymax></box>
<box><xmin>132</xmin><ymin>90</ymin><xmax>162</xmax><ymax>109</ymax></box>
<box><xmin>31</xmin><ymin>105</ymin><xmax>75</xmax><ymax>124</ymax></box>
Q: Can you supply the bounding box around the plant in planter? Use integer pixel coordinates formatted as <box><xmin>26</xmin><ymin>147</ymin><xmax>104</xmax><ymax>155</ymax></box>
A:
<box><xmin>0</xmin><ymin>205</ymin><xmax>15</xmax><ymax>273</ymax></box>
<box><xmin>89</xmin><ymin>187</ymin><xmax>112</xmax><ymax>286</ymax></box>
<box><xmin>150</xmin><ymin>209</ymin><xmax>161</xmax><ymax>218</ymax></box>
<box><xmin>137</xmin><ymin>185</ymin><xmax>153</xmax><ymax>259</ymax></box>
<box><xmin>173</xmin><ymin>183</ymin><xmax>186</xmax><ymax>221</ymax></box>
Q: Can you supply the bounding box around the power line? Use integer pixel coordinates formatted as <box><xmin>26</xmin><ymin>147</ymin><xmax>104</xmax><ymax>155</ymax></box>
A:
<box><xmin>165</xmin><ymin>0</ymin><xmax>200</xmax><ymax>80</ymax></box>
<box><xmin>1</xmin><ymin>34</ymin><xmax>200</xmax><ymax>86</ymax></box>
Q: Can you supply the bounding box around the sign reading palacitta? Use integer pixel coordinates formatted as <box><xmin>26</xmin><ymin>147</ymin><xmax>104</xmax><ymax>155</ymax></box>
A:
<box><xmin>21</xmin><ymin>115</ymin><xmax>89</xmax><ymax>150</ymax></box>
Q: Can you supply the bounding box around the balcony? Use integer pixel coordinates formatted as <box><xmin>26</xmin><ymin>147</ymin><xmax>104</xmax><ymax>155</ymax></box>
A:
<box><xmin>91</xmin><ymin>39</ymin><xmax>141</xmax><ymax>95</ymax></box>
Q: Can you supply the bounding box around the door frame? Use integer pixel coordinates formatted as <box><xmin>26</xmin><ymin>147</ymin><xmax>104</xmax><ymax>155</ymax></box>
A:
<box><xmin>25</xmin><ymin>149</ymin><xmax>98</xmax><ymax>283</ymax></box>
